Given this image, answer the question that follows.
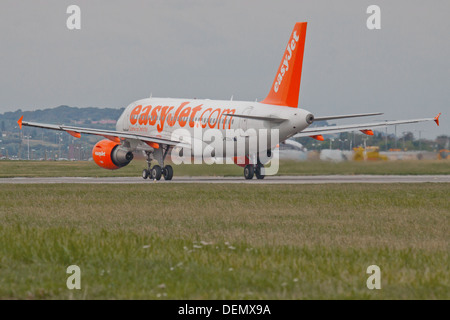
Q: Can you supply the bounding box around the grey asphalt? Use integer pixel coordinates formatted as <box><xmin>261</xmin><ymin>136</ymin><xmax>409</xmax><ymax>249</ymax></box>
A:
<box><xmin>1</xmin><ymin>175</ymin><xmax>449</xmax><ymax>184</ymax></box>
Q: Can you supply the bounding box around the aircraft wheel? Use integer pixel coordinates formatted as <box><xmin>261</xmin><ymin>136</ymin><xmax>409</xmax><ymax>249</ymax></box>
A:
<box><xmin>151</xmin><ymin>165</ymin><xmax>162</xmax><ymax>181</ymax></box>
<box><xmin>255</xmin><ymin>164</ymin><xmax>265</xmax><ymax>180</ymax></box>
<box><xmin>244</xmin><ymin>165</ymin><xmax>254</xmax><ymax>180</ymax></box>
<box><xmin>163</xmin><ymin>165</ymin><xmax>173</xmax><ymax>180</ymax></box>
<box><xmin>142</xmin><ymin>169</ymin><xmax>149</xmax><ymax>179</ymax></box>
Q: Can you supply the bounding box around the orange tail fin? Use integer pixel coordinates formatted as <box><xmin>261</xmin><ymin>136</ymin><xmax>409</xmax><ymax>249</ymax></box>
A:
<box><xmin>261</xmin><ymin>22</ymin><xmax>307</xmax><ymax>108</ymax></box>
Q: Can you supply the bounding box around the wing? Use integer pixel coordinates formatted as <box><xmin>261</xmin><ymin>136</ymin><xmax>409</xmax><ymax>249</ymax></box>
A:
<box><xmin>293</xmin><ymin>113</ymin><xmax>441</xmax><ymax>139</ymax></box>
<box><xmin>17</xmin><ymin>116</ymin><xmax>190</xmax><ymax>148</ymax></box>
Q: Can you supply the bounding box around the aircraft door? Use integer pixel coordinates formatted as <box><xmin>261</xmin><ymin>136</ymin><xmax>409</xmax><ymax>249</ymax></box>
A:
<box><xmin>239</xmin><ymin>106</ymin><xmax>253</xmax><ymax>136</ymax></box>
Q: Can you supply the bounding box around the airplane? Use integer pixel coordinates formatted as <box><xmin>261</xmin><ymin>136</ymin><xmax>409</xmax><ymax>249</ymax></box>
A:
<box><xmin>17</xmin><ymin>22</ymin><xmax>441</xmax><ymax>180</ymax></box>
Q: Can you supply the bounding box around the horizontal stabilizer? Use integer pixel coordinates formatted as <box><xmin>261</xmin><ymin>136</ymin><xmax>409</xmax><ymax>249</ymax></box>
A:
<box><xmin>313</xmin><ymin>112</ymin><xmax>383</xmax><ymax>122</ymax></box>
<box><xmin>221</xmin><ymin>113</ymin><xmax>288</xmax><ymax>123</ymax></box>
<box><xmin>294</xmin><ymin>114</ymin><xmax>441</xmax><ymax>138</ymax></box>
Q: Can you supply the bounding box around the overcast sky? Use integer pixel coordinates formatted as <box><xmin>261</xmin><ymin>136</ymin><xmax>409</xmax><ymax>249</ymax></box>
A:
<box><xmin>0</xmin><ymin>0</ymin><xmax>448</xmax><ymax>138</ymax></box>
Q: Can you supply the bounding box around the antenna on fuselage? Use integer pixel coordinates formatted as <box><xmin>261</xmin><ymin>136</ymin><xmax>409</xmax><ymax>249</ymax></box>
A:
<box><xmin>230</xmin><ymin>95</ymin><xmax>233</xmax><ymax>101</ymax></box>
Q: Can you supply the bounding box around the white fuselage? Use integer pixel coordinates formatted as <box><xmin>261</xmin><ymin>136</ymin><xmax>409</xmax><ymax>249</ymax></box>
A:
<box><xmin>116</xmin><ymin>98</ymin><xmax>313</xmax><ymax>157</ymax></box>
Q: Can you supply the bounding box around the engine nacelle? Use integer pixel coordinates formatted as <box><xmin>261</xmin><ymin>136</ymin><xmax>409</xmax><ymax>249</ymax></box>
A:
<box><xmin>92</xmin><ymin>139</ymin><xmax>134</xmax><ymax>170</ymax></box>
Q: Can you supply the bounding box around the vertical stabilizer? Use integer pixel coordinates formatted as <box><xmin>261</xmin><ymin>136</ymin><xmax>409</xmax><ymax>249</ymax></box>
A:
<box><xmin>261</xmin><ymin>22</ymin><xmax>307</xmax><ymax>108</ymax></box>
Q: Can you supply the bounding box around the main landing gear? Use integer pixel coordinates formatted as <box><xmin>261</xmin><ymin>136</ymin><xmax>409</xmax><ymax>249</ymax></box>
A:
<box><xmin>142</xmin><ymin>165</ymin><xmax>173</xmax><ymax>181</ymax></box>
<box><xmin>142</xmin><ymin>147</ymin><xmax>173</xmax><ymax>181</ymax></box>
<box><xmin>244</xmin><ymin>163</ymin><xmax>265</xmax><ymax>180</ymax></box>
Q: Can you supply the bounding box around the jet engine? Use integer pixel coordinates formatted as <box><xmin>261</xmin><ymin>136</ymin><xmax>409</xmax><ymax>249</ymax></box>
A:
<box><xmin>92</xmin><ymin>139</ymin><xmax>133</xmax><ymax>170</ymax></box>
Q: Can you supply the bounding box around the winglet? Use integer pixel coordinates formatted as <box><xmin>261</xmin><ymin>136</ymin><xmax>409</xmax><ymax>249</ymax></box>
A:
<box><xmin>17</xmin><ymin>116</ymin><xmax>23</xmax><ymax>129</ymax></box>
<box><xmin>434</xmin><ymin>113</ymin><xmax>441</xmax><ymax>126</ymax></box>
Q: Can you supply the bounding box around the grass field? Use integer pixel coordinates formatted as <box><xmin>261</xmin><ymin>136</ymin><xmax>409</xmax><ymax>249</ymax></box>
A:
<box><xmin>0</xmin><ymin>159</ymin><xmax>449</xmax><ymax>177</ymax></box>
<box><xmin>0</xmin><ymin>183</ymin><xmax>448</xmax><ymax>299</ymax></box>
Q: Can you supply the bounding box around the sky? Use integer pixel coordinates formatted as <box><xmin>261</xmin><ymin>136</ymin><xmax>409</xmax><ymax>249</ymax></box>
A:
<box><xmin>0</xmin><ymin>0</ymin><xmax>448</xmax><ymax>139</ymax></box>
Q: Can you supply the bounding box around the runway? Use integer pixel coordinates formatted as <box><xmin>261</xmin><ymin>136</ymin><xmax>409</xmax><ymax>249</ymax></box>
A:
<box><xmin>1</xmin><ymin>175</ymin><xmax>449</xmax><ymax>184</ymax></box>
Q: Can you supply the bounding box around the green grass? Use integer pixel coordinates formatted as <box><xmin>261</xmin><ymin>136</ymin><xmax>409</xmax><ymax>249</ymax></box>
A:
<box><xmin>0</xmin><ymin>159</ymin><xmax>449</xmax><ymax>178</ymax></box>
<box><xmin>0</xmin><ymin>183</ymin><xmax>448</xmax><ymax>299</ymax></box>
